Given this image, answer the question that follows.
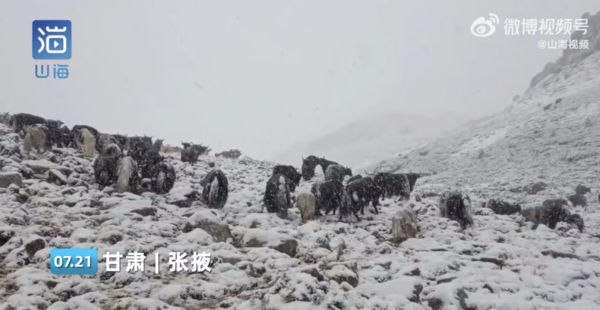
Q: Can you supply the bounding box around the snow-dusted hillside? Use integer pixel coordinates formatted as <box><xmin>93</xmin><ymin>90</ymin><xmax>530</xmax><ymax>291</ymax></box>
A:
<box><xmin>2</xmin><ymin>12</ymin><xmax>600</xmax><ymax>308</ymax></box>
<box><xmin>0</xmin><ymin>120</ymin><xmax>599</xmax><ymax>309</ymax></box>
<box><xmin>276</xmin><ymin>113</ymin><xmax>466</xmax><ymax>171</ymax></box>
<box><xmin>373</xmin><ymin>49</ymin><xmax>600</xmax><ymax>203</ymax></box>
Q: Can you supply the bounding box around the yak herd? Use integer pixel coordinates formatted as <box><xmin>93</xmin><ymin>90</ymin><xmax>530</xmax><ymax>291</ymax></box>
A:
<box><xmin>263</xmin><ymin>155</ymin><xmax>419</xmax><ymax>222</ymax></box>
<box><xmin>8</xmin><ymin>113</ymin><xmax>228</xmax><ymax>210</ymax></box>
<box><xmin>11</xmin><ymin>113</ymin><xmax>177</xmax><ymax>194</ymax></box>
<box><xmin>6</xmin><ymin>113</ymin><xmax>588</xmax><ymax>235</ymax></box>
<box><xmin>262</xmin><ymin>156</ymin><xmax>586</xmax><ymax>234</ymax></box>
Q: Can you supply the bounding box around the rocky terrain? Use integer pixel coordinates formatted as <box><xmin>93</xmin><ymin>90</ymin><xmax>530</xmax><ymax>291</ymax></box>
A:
<box><xmin>0</xmin><ymin>117</ymin><xmax>598</xmax><ymax>309</ymax></box>
<box><xmin>1</xmin><ymin>12</ymin><xmax>600</xmax><ymax>310</ymax></box>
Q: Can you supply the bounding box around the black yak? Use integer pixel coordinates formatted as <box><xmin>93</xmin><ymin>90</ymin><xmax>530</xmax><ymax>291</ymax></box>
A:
<box><xmin>325</xmin><ymin>164</ymin><xmax>352</xmax><ymax>183</ymax></box>
<box><xmin>567</xmin><ymin>184</ymin><xmax>590</xmax><ymax>207</ymax></box>
<box><xmin>150</xmin><ymin>162</ymin><xmax>176</xmax><ymax>194</ymax></box>
<box><xmin>96</xmin><ymin>134</ymin><xmax>122</xmax><ymax>154</ymax></box>
<box><xmin>181</xmin><ymin>142</ymin><xmax>209</xmax><ymax>164</ymax></box>
<box><xmin>127</xmin><ymin>136</ymin><xmax>153</xmax><ymax>161</ymax></box>
<box><xmin>59</xmin><ymin>125</ymin><xmax>73</xmax><ymax>148</ymax></box>
<box><xmin>311</xmin><ymin>180</ymin><xmax>344</xmax><ymax>217</ymax></box>
<box><xmin>345</xmin><ymin>177</ymin><xmax>382</xmax><ymax>215</ymax></box>
<box><xmin>128</xmin><ymin>136</ymin><xmax>163</xmax><ymax>178</ymax></box>
<box><xmin>522</xmin><ymin>200</ymin><xmax>583</xmax><ymax>232</ymax></box>
<box><xmin>301</xmin><ymin>155</ymin><xmax>340</xmax><ymax>181</ymax></box>
<box><xmin>568</xmin><ymin>194</ymin><xmax>587</xmax><ymax>207</ymax></box>
<box><xmin>93</xmin><ymin>143</ymin><xmax>122</xmax><ymax>186</ymax></box>
<box><xmin>201</xmin><ymin>170</ymin><xmax>229</xmax><ymax>209</ymax></box>
<box><xmin>404</xmin><ymin>173</ymin><xmax>421</xmax><ymax>192</ymax></box>
<box><xmin>486</xmin><ymin>199</ymin><xmax>522</xmax><ymax>215</ymax></box>
<box><xmin>264</xmin><ymin>173</ymin><xmax>293</xmax><ymax>218</ymax></box>
<box><xmin>439</xmin><ymin>191</ymin><xmax>474</xmax><ymax>229</ymax></box>
<box><xmin>575</xmin><ymin>185</ymin><xmax>591</xmax><ymax>195</ymax></box>
<box><xmin>272</xmin><ymin>165</ymin><xmax>301</xmax><ymax>191</ymax></box>
<box><xmin>45</xmin><ymin>120</ymin><xmax>67</xmax><ymax>148</ymax></box>
<box><xmin>10</xmin><ymin>113</ymin><xmax>47</xmax><ymax>134</ymax></box>
<box><xmin>113</xmin><ymin>134</ymin><xmax>129</xmax><ymax>150</ymax></box>
<box><xmin>347</xmin><ymin>174</ymin><xmax>363</xmax><ymax>184</ymax></box>
<box><xmin>216</xmin><ymin>149</ymin><xmax>242</xmax><ymax>159</ymax></box>
<box><xmin>374</xmin><ymin>172</ymin><xmax>410</xmax><ymax>200</ymax></box>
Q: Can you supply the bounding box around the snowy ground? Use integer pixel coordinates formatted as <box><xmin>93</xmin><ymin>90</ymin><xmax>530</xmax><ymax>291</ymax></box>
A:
<box><xmin>0</xmin><ymin>121</ymin><xmax>599</xmax><ymax>310</ymax></box>
<box><xmin>4</xmin><ymin>15</ymin><xmax>600</xmax><ymax>310</ymax></box>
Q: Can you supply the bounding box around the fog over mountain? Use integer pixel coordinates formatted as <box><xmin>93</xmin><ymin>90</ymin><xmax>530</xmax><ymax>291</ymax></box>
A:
<box><xmin>1</xmin><ymin>1</ymin><xmax>599</xmax><ymax>159</ymax></box>
<box><xmin>372</xmin><ymin>10</ymin><xmax>600</xmax><ymax>194</ymax></box>
<box><xmin>276</xmin><ymin>112</ymin><xmax>467</xmax><ymax>170</ymax></box>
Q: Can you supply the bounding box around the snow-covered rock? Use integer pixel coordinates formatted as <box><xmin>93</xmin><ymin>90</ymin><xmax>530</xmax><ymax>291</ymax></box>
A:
<box><xmin>391</xmin><ymin>207</ymin><xmax>419</xmax><ymax>243</ymax></box>
<box><xmin>0</xmin><ymin>172</ymin><xmax>22</xmax><ymax>188</ymax></box>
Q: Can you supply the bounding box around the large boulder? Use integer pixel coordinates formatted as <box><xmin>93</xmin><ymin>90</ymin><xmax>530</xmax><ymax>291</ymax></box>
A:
<box><xmin>273</xmin><ymin>239</ymin><xmax>299</xmax><ymax>258</ymax></box>
<box><xmin>25</xmin><ymin>238</ymin><xmax>46</xmax><ymax>257</ymax></box>
<box><xmin>524</xmin><ymin>182</ymin><xmax>547</xmax><ymax>195</ymax></box>
<box><xmin>324</xmin><ymin>264</ymin><xmax>359</xmax><ymax>287</ymax></box>
<box><xmin>568</xmin><ymin>193</ymin><xmax>587</xmax><ymax>207</ymax></box>
<box><xmin>575</xmin><ymin>184</ymin><xmax>591</xmax><ymax>195</ymax></box>
<box><xmin>183</xmin><ymin>210</ymin><xmax>233</xmax><ymax>243</ymax></box>
<box><xmin>47</xmin><ymin>169</ymin><xmax>68</xmax><ymax>185</ymax></box>
<box><xmin>23</xmin><ymin>159</ymin><xmax>72</xmax><ymax>176</ymax></box>
<box><xmin>391</xmin><ymin>207</ymin><xmax>419</xmax><ymax>243</ymax></box>
<box><xmin>131</xmin><ymin>207</ymin><xmax>157</xmax><ymax>217</ymax></box>
<box><xmin>0</xmin><ymin>230</ymin><xmax>15</xmax><ymax>247</ymax></box>
<box><xmin>0</xmin><ymin>172</ymin><xmax>23</xmax><ymax>188</ymax></box>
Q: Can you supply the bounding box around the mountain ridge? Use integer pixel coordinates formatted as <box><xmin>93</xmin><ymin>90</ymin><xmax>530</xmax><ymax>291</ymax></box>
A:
<box><xmin>372</xmin><ymin>47</ymin><xmax>600</xmax><ymax>200</ymax></box>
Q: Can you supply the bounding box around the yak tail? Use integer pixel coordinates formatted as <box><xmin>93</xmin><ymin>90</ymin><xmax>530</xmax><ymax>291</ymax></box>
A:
<box><xmin>80</xmin><ymin>128</ymin><xmax>96</xmax><ymax>157</ymax></box>
<box><xmin>117</xmin><ymin>157</ymin><xmax>137</xmax><ymax>192</ymax></box>
<box><xmin>209</xmin><ymin>177</ymin><xmax>219</xmax><ymax>205</ymax></box>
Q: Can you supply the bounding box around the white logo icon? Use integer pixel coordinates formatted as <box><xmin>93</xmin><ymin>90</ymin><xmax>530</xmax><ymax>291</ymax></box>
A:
<box><xmin>470</xmin><ymin>13</ymin><xmax>499</xmax><ymax>38</ymax></box>
<box><xmin>37</xmin><ymin>26</ymin><xmax>68</xmax><ymax>54</ymax></box>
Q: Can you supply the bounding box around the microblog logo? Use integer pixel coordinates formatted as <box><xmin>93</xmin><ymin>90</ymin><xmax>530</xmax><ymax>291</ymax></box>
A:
<box><xmin>32</xmin><ymin>20</ymin><xmax>72</xmax><ymax>59</ymax></box>
<box><xmin>470</xmin><ymin>13</ymin><xmax>499</xmax><ymax>38</ymax></box>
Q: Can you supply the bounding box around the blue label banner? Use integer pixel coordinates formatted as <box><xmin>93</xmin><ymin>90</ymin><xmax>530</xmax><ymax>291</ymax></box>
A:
<box><xmin>50</xmin><ymin>248</ymin><xmax>98</xmax><ymax>275</ymax></box>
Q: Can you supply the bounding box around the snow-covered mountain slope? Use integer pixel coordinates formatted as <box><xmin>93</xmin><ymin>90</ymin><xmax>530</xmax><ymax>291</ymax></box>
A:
<box><xmin>0</xmin><ymin>121</ymin><xmax>599</xmax><ymax>309</ymax></box>
<box><xmin>529</xmin><ymin>11</ymin><xmax>600</xmax><ymax>88</ymax></box>
<box><xmin>2</xmin><ymin>12</ymin><xmax>600</xmax><ymax>308</ymax></box>
<box><xmin>275</xmin><ymin>113</ymin><xmax>466</xmax><ymax>171</ymax></box>
<box><xmin>372</xmin><ymin>49</ymin><xmax>600</xmax><ymax>202</ymax></box>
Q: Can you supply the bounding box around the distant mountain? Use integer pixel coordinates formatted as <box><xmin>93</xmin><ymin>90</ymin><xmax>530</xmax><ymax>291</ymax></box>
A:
<box><xmin>530</xmin><ymin>11</ymin><xmax>600</xmax><ymax>87</ymax></box>
<box><xmin>372</xmin><ymin>45</ymin><xmax>600</xmax><ymax>197</ymax></box>
<box><xmin>275</xmin><ymin>112</ymin><xmax>467</xmax><ymax>171</ymax></box>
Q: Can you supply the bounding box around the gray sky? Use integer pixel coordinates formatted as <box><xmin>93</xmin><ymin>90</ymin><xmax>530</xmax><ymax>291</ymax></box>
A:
<box><xmin>0</xmin><ymin>1</ymin><xmax>598</xmax><ymax>159</ymax></box>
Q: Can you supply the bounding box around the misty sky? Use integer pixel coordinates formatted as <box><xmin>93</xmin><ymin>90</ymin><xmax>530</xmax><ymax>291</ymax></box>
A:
<box><xmin>0</xmin><ymin>1</ymin><xmax>598</xmax><ymax>160</ymax></box>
